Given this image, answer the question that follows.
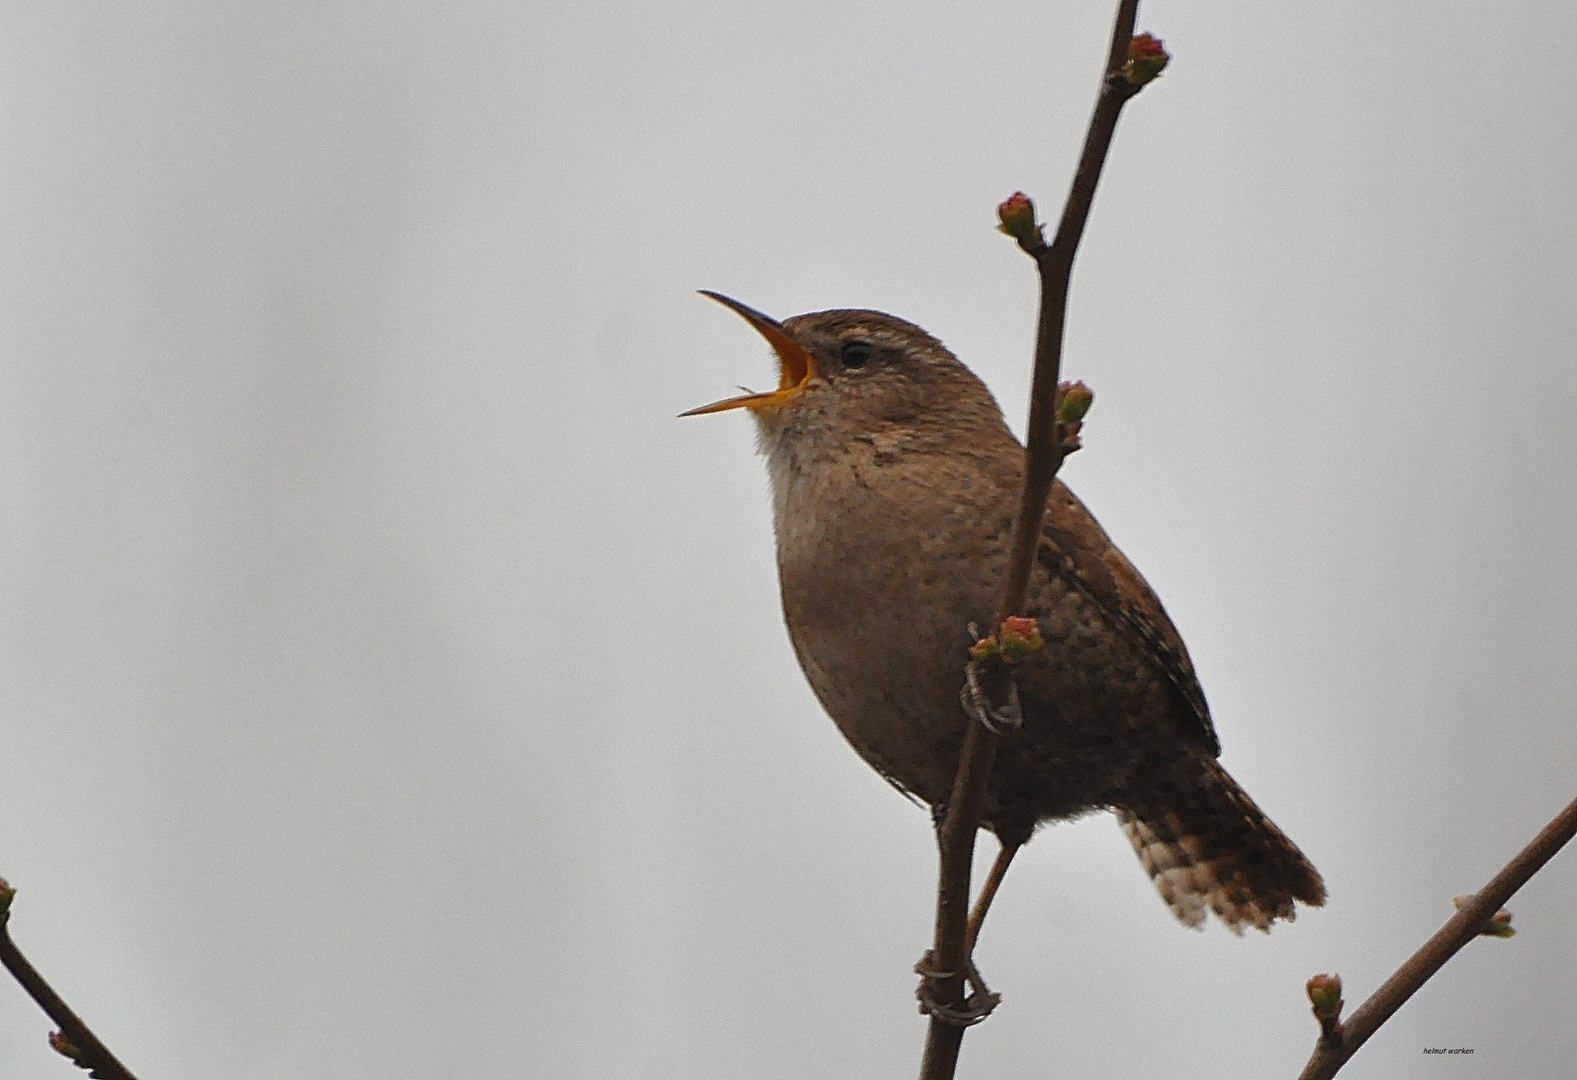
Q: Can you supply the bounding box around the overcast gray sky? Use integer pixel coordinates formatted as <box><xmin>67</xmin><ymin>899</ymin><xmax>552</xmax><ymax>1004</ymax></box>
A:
<box><xmin>1</xmin><ymin>1</ymin><xmax>1574</xmax><ymax>1077</ymax></box>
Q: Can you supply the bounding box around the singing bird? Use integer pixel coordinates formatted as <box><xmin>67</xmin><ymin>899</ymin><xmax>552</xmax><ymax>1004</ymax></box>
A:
<box><xmin>686</xmin><ymin>292</ymin><xmax>1324</xmax><ymax>932</ymax></box>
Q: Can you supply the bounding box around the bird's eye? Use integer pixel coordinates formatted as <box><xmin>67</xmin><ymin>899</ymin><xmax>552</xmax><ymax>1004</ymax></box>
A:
<box><xmin>841</xmin><ymin>341</ymin><xmax>874</xmax><ymax>369</ymax></box>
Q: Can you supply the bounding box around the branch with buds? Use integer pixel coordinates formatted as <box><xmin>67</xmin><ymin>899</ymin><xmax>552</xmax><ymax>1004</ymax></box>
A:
<box><xmin>0</xmin><ymin>878</ymin><xmax>141</xmax><ymax>1080</ymax></box>
<box><xmin>919</xmin><ymin>4</ymin><xmax>1165</xmax><ymax>1079</ymax></box>
<box><xmin>1297</xmin><ymin>794</ymin><xmax>1577</xmax><ymax>1080</ymax></box>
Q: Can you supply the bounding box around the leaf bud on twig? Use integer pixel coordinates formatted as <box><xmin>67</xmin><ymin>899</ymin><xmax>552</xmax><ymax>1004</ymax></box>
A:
<box><xmin>998</xmin><ymin>616</ymin><xmax>1044</xmax><ymax>661</ymax></box>
<box><xmin>1124</xmin><ymin>33</ymin><xmax>1170</xmax><ymax>87</ymax></box>
<box><xmin>1056</xmin><ymin>381</ymin><xmax>1094</xmax><ymax>423</ymax></box>
<box><xmin>1306</xmin><ymin>973</ymin><xmax>1343</xmax><ymax>1017</ymax></box>
<box><xmin>996</xmin><ymin>192</ymin><xmax>1046</xmax><ymax>250</ymax></box>
<box><xmin>49</xmin><ymin>1030</ymin><xmax>85</xmax><ymax>1065</ymax></box>
<box><xmin>1306</xmin><ymin>973</ymin><xmax>1345</xmax><ymax>1048</ymax></box>
<box><xmin>969</xmin><ymin>617</ymin><xmax>1044</xmax><ymax>664</ymax></box>
<box><xmin>1454</xmin><ymin>895</ymin><xmax>1516</xmax><ymax>938</ymax></box>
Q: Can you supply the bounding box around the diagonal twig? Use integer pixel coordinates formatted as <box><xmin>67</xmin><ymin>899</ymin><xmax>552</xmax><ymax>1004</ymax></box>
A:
<box><xmin>0</xmin><ymin>881</ymin><xmax>141</xmax><ymax>1080</ymax></box>
<box><xmin>1296</xmin><ymin>794</ymin><xmax>1577</xmax><ymax>1080</ymax></box>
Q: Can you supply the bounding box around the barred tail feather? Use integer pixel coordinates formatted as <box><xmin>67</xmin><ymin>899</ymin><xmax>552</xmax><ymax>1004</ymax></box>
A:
<box><xmin>1118</xmin><ymin>758</ymin><xmax>1325</xmax><ymax>934</ymax></box>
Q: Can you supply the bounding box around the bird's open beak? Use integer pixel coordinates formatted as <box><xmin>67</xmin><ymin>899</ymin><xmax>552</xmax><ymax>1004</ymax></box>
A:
<box><xmin>681</xmin><ymin>291</ymin><xmax>821</xmax><ymax>416</ymax></box>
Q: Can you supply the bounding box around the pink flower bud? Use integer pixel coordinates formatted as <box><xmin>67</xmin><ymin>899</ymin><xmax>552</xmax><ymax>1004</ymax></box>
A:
<box><xmin>1124</xmin><ymin>33</ymin><xmax>1170</xmax><ymax>86</ymax></box>
<box><xmin>998</xmin><ymin>617</ymin><xmax>1045</xmax><ymax>661</ymax></box>
<box><xmin>996</xmin><ymin>192</ymin><xmax>1045</xmax><ymax>248</ymax></box>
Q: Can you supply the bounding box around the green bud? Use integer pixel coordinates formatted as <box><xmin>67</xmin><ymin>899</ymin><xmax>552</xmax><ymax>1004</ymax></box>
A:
<box><xmin>1306</xmin><ymin>973</ymin><xmax>1343</xmax><ymax>1018</ymax></box>
<box><xmin>996</xmin><ymin>192</ymin><xmax>1045</xmax><ymax>248</ymax></box>
<box><xmin>969</xmin><ymin>637</ymin><xmax>1001</xmax><ymax>663</ymax></box>
<box><xmin>1455</xmin><ymin>894</ymin><xmax>1516</xmax><ymax>937</ymax></box>
<box><xmin>1056</xmin><ymin>381</ymin><xmax>1094</xmax><ymax>423</ymax></box>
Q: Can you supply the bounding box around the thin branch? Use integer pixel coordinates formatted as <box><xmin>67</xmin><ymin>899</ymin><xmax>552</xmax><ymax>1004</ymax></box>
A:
<box><xmin>1297</xmin><ymin>793</ymin><xmax>1577</xmax><ymax>1080</ymax></box>
<box><xmin>0</xmin><ymin>882</ymin><xmax>141</xmax><ymax>1080</ymax></box>
<box><xmin>918</xmin><ymin>3</ymin><xmax>1146</xmax><ymax>1077</ymax></box>
<box><xmin>997</xmin><ymin>9</ymin><xmax>1141</xmax><ymax>619</ymax></box>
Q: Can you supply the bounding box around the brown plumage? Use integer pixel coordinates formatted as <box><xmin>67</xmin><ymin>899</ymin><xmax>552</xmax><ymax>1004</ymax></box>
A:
<box><xmin>688</xmin><ymin>297</ymin><xmax>1324</xmax><ymax>932</ymax></box>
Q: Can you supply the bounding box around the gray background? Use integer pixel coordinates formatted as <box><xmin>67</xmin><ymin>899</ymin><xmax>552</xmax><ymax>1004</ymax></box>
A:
<box><xmin>2</xmin><ymin>1</ymin><xmax>1574</xmax><ymax>1077</ymax></box>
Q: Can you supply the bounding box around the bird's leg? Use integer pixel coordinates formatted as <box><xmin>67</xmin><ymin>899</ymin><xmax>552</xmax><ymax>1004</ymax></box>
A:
<box><xmin>915</xmin><ymin>830</ymin><xmax>1022</xmax><ymax>1026</ymax></box>
<box><xmin>943</xmin><ymin>839</ymin><xmax>1024</xmax><ymax>1015</ymax></box>
<box><xmin>966</xmin><ymin>838</ymin><xmax>1022</xmax><ymax>953</ymax></box>
<box><xmin>915</xmin><ymin>630</ymin><xmax>1028</xmax><ymax>1025</ymax></box>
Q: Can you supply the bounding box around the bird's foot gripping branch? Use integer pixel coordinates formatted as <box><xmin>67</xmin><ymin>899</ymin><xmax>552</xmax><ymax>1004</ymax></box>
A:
<box><xmin>959</xmin><ymin>617</ymin><xmax>1045</xmax><ymax>734</ymax></box>
<box><xmin>914</xmin><ymin>949</ymin><xmax>1000</xmax><ymax>1028</ymax></box>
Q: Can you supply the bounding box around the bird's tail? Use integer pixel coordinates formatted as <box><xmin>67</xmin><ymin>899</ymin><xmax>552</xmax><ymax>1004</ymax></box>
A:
<box><xmin>1117</xmin><ymin>758</ymin><xmax>1325</xmax><ymax>933</ymax></box>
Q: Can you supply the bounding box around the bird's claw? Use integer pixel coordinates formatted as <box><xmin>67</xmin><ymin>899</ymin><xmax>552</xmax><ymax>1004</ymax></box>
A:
<box><xmin>962</xmin><ymin>659</ymin><xmax>1023</xmax><ymax>733</ymax></box>
<box><xmin>914</xmin><ymin>949</ymin><xmax>1002</xmax><ymax>1027</ymax></box>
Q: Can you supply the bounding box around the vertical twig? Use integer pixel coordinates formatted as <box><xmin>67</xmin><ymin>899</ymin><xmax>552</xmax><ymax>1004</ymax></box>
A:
<box><xmin>1296</xmin><ymin>794</ymin><xmax>1577</xmax><ymax>1080</ymax></box>
<box><xmin>918</xmin><ymin>3</ymin><xmax>1146</xmax><ymax>1077</ymax></box>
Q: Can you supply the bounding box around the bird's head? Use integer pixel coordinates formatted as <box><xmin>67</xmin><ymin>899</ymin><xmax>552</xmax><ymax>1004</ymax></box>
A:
<box><xmin>683</xmin><ymin>292</ymin><xmax>1008</xmax><ymax>455</ymax></box>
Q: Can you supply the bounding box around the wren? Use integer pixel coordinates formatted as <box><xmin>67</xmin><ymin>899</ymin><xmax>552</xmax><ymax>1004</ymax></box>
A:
<box><xmin>687</xmin><ymin>292</ymin><xmax>1324</xmax><ymax>932</ymax></box>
